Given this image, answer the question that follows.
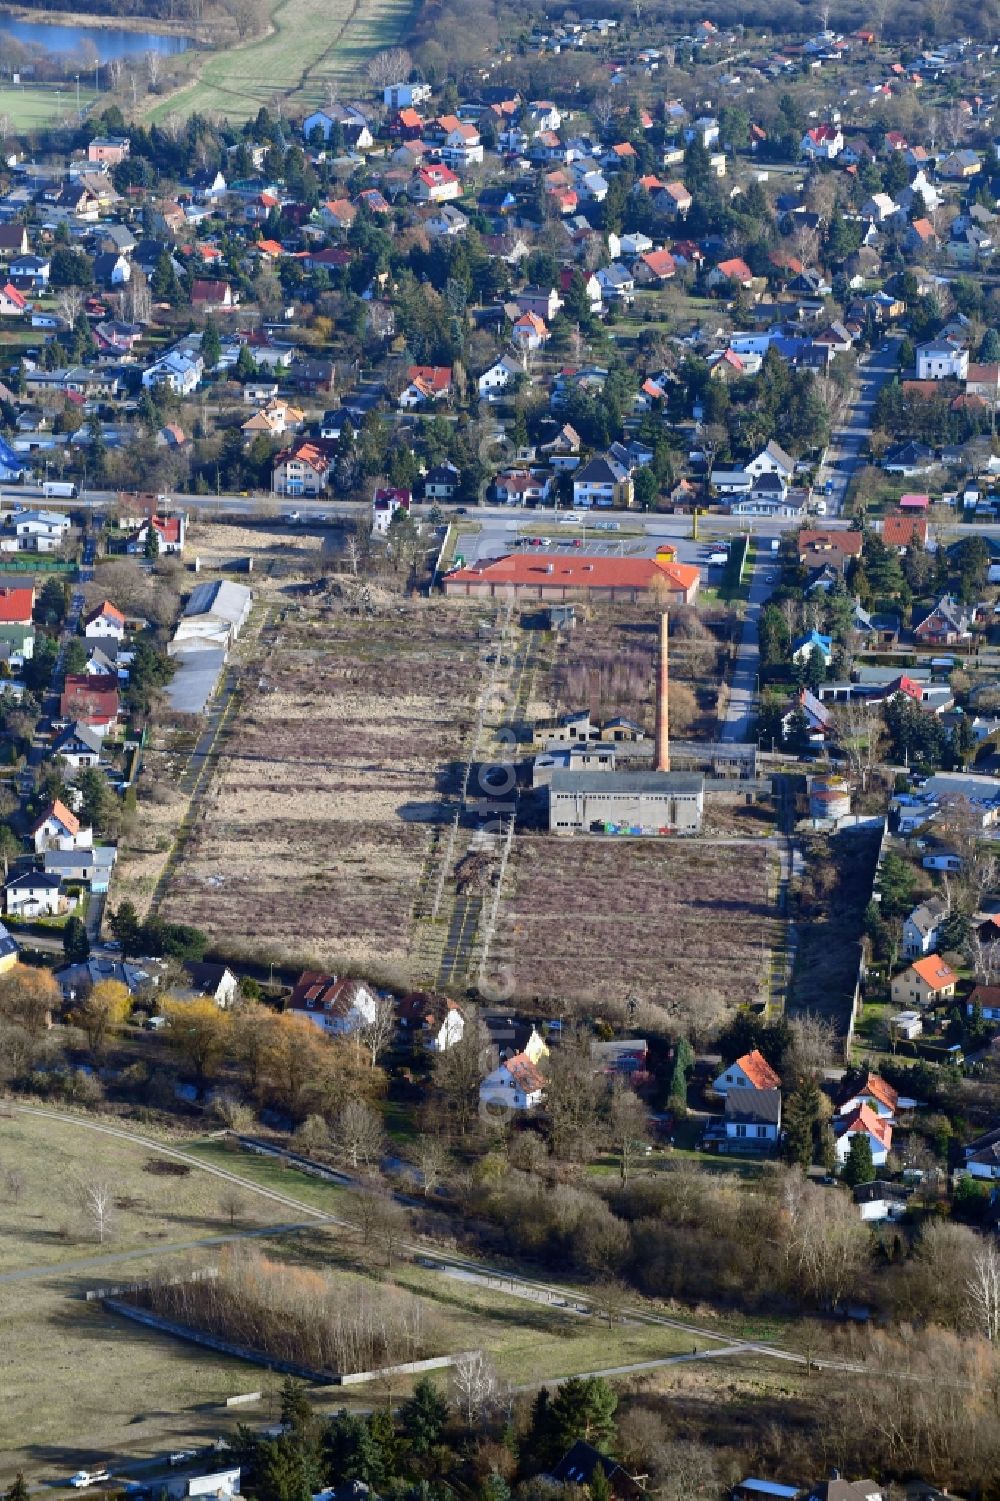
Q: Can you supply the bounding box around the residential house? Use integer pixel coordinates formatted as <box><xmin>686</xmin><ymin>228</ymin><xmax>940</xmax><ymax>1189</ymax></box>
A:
<box><xmin>890</xmin><ymin>953</ymin><xmax>959</xmax><ymax>1008</ymax></box>
<box><xmin>708</xmin><ymin>257</ymin><xmax>754</xmax><ymax>290</ymax></box>
<box><xmin>835</xmin><ymin>1070</ymin><xmax>899</xmax><ymax>1121</ymax></box>
<box><xmin>902</xmin><ymin>895</ymin><xmax>948</xmax><ymax>958</ymax></box>
<box><xmin>286</xmin><ymin>971</ymin><xmax>379</xmax><ymax>1035</ymax></box>
<box><xmin>724</xmin><ymin>1087</ymin><xmax>782</xmax><ymax>1147</ymax></box>
<box><xmin>517</xmin><ymin>286</ymin><xmax>563</xmax><ymax>322</ymax></box>
<box><xmin>31</xmin><ymin>798</ymin><xmax>92</xmax><ymax>854</ymax></box>
<box><xmin>0</xmin><ymin>283</ymin><xmax>27</xmax><ymax>317</ymax></box>
<box><xmin>916</xmin><ymin>339</ymin><xmax>969</xmax><ymax>380</ymax></box>
<box><xmin>51</xmin><ymin>722</ymin><xmax>103</xmax><ymax>768</ymax></box>
<box><xmin>713</xmin><ymin>1048</ymin><xmax>781</xmax><ymax>1095</ymax></box>
<box><xmin>399</xmin><ymin>365</ymin><xmax>453</xmax><ymax>408</ymax></box>
<box><xmin>83</xmin><ymin>600</ymin><xmax>126</xmax><ymax>642</ymax></box>
<box><xmin>882</xmin><ymin>440</ymin><xmax>936</xmax><ymax>476</ymax></box>
<box><xmin>835</xmin><ymin>1103</ymin><xmax>892</xmax><ymax>1167</ymax></box>
<box><xmin>914</xmin><ymin>594</ymin><xmax>974</xmax><ymax>645</ymax></box>
<box><xmin>882</xmin><ymin>513</ymin><xmax>929</xmax><ymax>550</ymax></box>
<box><xmin>272</xmin><ymin>439</ymin><xmax>334</xmax><ymax>497</ymax></box>
<box><xmin>181</xmin><ymin>961</ymin><xmax>240</xmax><ymax>1008</ymax></box>
<box><xmin>801</xmin><ymin>124</ymin><xmax>844</xmax><ymax>159</ymax></box>
<box><xmin>964</xmin><ymin>1126</ymin><xmax>1000</xmax><ymax>1179</ymax></box>
<box><xmin>5</xmin><ymin>869</ymin><xmax>65</xmax><ymax>919</ymax></box>
<box><xmin>11</xmin><ymin>510</ymin><xmax>70</xmax><ymax>554</ymax></box>
<box><xmin>55</xmin><ymin>956</ymin><xmax>150</xmax><ymax>1000</ymax></box>
<box><xmin>791</xmin><ymin>630</ymin><xmax>833</xmax><ymax>666</ymax></box>
<box><xmin>968</xmin><ymin>983</ymin><xmax>1000</xmax><ymax>1022</ymax></box>
<box><xmin>478</xmin><ymin>353</ymin><xmax>522</xmax><ymax>401</ymax></box>
<box><xmin>191</xmin><ymin>279</ymin><xmax>237</xmax><ymax>311</ymax></box>
<box><xmin>44</xmin><ymin>845</ymin><xmax>116</xmax><ymax>893</ymax></box>
<box><xmin>798</xmin><ymin>529</ymin><xmax>864</xmax><ymax>573</ymax></box>
<box><xmin>572</xmin><ymin>454</ymin><xmax>633</xmax><ymax>509</ymax></box>
<box><xmin>372</xmin><ymin>486</ymin><xmax>412</xmax><ymax>535</ymax></box>
<box><xmin>423</xmin><ymin>461</ymin><xmax>461</xmax><ymax>501</ymax></box>
<box><xmin>59</xmin><ymin>673</ymin><xmax>118</xmax><ymax>732</ymax></box>
<box><xmin>512</xmin><ymin>311</ymin><xmax>549</xmax><ymax>349</ymax></box>
<box><xmin>411</xmin><ymin>164</ymin><xmax>461</xmax><ymax>203</ymax></box>
<box><xmin>549</xmin><ymin>1441</ymin><xmax>644</xmax><ymax>1500</ymax></box>
<box><xmin>126</xmin><ymin>514</ymin><xmax>185</xmax><ymax>557</ymax></box>
<box><xmin>746</xmin><ymin>440</ymin><xmax>795</xmax><ymax>482</ymax></box>
<box><xmin>479</xmin><ymin>1049</ymin><xmax>546</xmax><ymax>1110</ymax></box>
<box><xmin>397</xmin><ymin>992</ymin><xmax>465</xmax><ymax>1051</ymax></box>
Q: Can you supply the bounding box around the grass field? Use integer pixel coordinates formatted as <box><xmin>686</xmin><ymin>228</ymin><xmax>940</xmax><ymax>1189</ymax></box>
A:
<box><xmin>0</xmin><ymin>83</ymin><xmax>98</xmax><ymax>130</ymax></box>
<box><xmin>491</xmin><ymin>837</ymin><xmax>781</xmax><ymax>1039</ymax></box>
<box><xmin>0</xmin><ymin>1114</ymin><xmax>776</xmax><ymax>1477</ymax></box>
<box><xmin>156</xmin><ymin>579</ymin><xmax>490</xmax><ymax>973</ymax></box>
<box><xmin>147</xmin><ymin>0</ymin><xmax>413</xmax><ymax>122</ymax></box>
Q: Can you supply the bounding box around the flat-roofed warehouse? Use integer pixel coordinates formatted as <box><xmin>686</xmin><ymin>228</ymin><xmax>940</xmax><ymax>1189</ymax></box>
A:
<box><xmin>444</xmin><ymin>552</ymin><xmax>700</xmax><ymax>604</ymax></box>
<box><xmin>549</xmin><ymin>769</ymin><xmax>704</xmax><ymax>835</ymax></box>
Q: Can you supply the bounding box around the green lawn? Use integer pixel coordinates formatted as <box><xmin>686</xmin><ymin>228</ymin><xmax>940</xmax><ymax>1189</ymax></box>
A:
<box><xmin>0</xmin><ymin>84</ymin><xmax>97</xmax><ymax>130</ymax></box>
<box><xmin>147</xmin><ymin>0</ymin><xmax>414</xmax><ymax>122</ymax></box>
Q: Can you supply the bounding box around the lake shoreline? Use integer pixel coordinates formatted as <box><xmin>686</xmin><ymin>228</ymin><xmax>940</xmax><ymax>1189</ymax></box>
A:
<box><xmin>0</xmin><ymin>5</ymin><xmax>208</xmax><ymax>40</ymax></box>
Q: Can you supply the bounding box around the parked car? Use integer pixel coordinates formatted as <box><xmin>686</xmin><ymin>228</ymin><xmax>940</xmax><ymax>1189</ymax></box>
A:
<box><xmin>70</xmin><ymin>1471</ymin><xmax>111</xmax><ymax>1488</ymax></box>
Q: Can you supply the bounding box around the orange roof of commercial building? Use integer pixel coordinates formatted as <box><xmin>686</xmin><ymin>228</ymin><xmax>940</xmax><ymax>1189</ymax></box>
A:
<box><xmin>911</xmin><ymin>954</ymin><xmax>958</xmax><ymax>989</ymax></box>
<box><xmin>734</xmin><ymin>1048</ymin><xmax>781</xmax><ymax>1090</ymax></box>
<box><xmin>447</xmin><ymin>553</ymin><xmax>698</xmax><ymax>594</ymax></box>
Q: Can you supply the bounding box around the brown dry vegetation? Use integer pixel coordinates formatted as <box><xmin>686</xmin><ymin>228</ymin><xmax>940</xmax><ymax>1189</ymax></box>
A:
<box><xmin>494</xmin><ymin>837</ymin><xmax>780</xmax><ymax>1038</ymax></box>
<box><xmin>158</xmin><ymin>590</ymin><xmax>490</xmax><ymax>972</ymax></box>
<box><xmin>543</xmin><ymin>604</ymin><xmax>729</xmax><ymax>740</ymax></box>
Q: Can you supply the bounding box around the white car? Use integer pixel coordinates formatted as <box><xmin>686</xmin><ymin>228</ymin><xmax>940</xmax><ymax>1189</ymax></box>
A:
<box><xmin>70</xmin><ymin>1471</ymin><xmax>111</xmax><ymax>1488</ymax></box>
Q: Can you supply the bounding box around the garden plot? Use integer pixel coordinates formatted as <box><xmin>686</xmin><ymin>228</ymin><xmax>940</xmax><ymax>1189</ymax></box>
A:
<box><xmin>493</xmin><ymin>837</ymin><xmax>781</xmax><ymax>1039</ymax></box>
<box><xmin>157</xmin><ymin>595</ymin><xmax>489</xmax><ymax>974</ymax></box>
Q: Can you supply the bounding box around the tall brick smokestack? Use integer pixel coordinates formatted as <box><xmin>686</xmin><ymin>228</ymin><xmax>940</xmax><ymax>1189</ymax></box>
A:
<box><xmin>655</xmin><ymin>610</ymin><xmax>670</xmax><ymax>773</ymax></box>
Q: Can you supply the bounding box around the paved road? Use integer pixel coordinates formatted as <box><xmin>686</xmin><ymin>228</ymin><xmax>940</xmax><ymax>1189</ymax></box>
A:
<box><xmin>816</xmin><ymin>335</ymin><xmax>903</xmax><ymax>516</ymax></box>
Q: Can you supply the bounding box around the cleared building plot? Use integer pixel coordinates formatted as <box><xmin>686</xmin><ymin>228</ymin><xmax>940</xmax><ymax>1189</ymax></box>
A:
<box><xmin>492</xmin><ymin>837</ymin><xmax>781</xmax><ymax>1038</ymax></box>
<box><xmin>157</xmin><ymin>594</ymin><xmax>488</xmax><ymax>974</ymax></box>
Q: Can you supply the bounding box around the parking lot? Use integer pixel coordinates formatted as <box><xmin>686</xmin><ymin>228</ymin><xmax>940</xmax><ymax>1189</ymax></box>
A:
<box><xmin>458</xmin><ymin>518</ymin><xmax>707</xmax><ymax>568</ymax></box>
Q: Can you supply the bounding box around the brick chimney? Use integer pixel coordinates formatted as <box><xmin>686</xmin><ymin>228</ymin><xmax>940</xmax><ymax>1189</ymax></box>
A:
<box><xmin>654</xmin><ymin>610</ymin><xmax>670</xmax><ymax>773</ymax></box>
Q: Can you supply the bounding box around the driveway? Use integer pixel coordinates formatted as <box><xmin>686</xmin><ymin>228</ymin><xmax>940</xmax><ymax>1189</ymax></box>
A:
<box><xmin>720</xmin><ymin>545</ymin><xmax>776</xmax><ymax>742</ymax></box>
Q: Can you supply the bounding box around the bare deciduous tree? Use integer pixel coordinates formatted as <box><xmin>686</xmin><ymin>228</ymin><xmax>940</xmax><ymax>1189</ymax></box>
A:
<box><xmin>219</xmin><ymin>1188</ymin><xmax>246</xmax><ymax>1228</ymax></box>
<box><xmin>358</xmin><ymin>993</ymin><xmax>395</xmax><ymax>1070</ymax></box>
<box><xmin>365</xmin><ymin>46</ymin><xmax>412</xmax><ymax>91</ymax></box>
<box><xmin>338</xmin><ymin>1099</ymin><xmax>384</xmax><ymax>1170</ymax></box>
<box><xmin>145</xmin><ymin>49</ymin><xmax>163</xmax><ymax>90</ymax></box>
<box><xmin>607</xmin><ymin>1081</ymin><xmax>650</xmax><ymax>1186</ymax></box>
<box><xmin>83</xmin><ymin>1180</ymin><xmax>116</xmax><ymax>1244</ymax></box>
<box><xmin>451</xmin><ymin>1349</ymin><xmax>498</xmax><ymax>1423</ymax></box>
<box><xmin>967</xmin><ymin>1242</ymin><xmax>1000</xmax><ymax>1342</ymax></box>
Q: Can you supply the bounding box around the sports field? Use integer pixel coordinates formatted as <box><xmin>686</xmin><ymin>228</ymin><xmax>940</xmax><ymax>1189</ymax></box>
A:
<box><xmin>147</xmin><ymin>0</ymin><xmax>413</xmax><ymax>122</ymax></box>
<box><xmin>0</xmin><ymin>84</ymin><xmax>97</xmax><ymax>130</ymax></box>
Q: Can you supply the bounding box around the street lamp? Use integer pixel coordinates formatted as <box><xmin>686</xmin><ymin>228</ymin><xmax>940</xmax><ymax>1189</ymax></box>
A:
<box><xmin>75</xmin><ymin>75</ymin><xmax>80</xmax><ymax>118</ymax></box>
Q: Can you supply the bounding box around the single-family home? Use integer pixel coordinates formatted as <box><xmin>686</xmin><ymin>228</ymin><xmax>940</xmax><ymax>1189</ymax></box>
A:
<box><xmin>478</xmin><ymin>353</ymin><xmax>522</xmax><ymax>401</ymax></box>
<box><xmin>43</xmin><ymin>845</ymin><xmax>116</xmax><ymax>892</ymax></box>
<box><xmin>964</xmin><ymin>1126</ymin><xmax>1000</xmax><ymax>1179</ymax></box>
<box><xmin>396</xmin><ymin>992</ymin><xmax>465</xmax><ymax>1051</ymax></box>
<box><xmin>59</xmin><ymin>674</ymin><xmax>118</xmax><ymax>732</ymax></box>
<box><xmin>31</xmin><ymin>798</ymin><xmax>92</xmax><ymax>854</ymax></box>
<box><xmin>835</xmin><ymin>1070</ymin><xmax>899</xmax><ymax>1121</ymax></box>
<box><xmin>835</xmin><ymin>1103</ymin><xmax>892</xmax><ymax>1167</ymax></box>
<box><xmin>411</xmin><ymin>164</ymin><xmax>461</xmax><ymax>203</ymax></box>
<box><xmin>724</xmin><ymin>1087</ymin><xmax>782</xmax><ymax>1147</ymax></box>
<box><xmin>272</xmin><ymin>440</ymin><xmax>333</xmax><ymax>497</ymax></box>
<box><xmin>791</xmin><ymin>630</ymin><xmax>833</xmax><ymax>666</ymax></box>
<box><xmin>372</xmin><ymin>486</ymin><xmax>412</xmax><ymax>535</ymax></box>
<box><xmin>287</xmin><ymin>971</ymin><xmax>379</xmax><ymax>1035</ymax></box>
<box><xmin>5</xmin><ymin>869</ymin><xmax>65</xmax><ymax>919</ymax></box>
<box><xmin>0</xmin><ymin>920</ymin><xmax>20</xmax><ymax>972</ymax></box>
<box><xmin>916</xmin><ymin>340</ymin><xmax>969</xmax><ymax>381</ymax></box>
<box><xmin>51</xmin><ymin>722</ymin><xmax>103</xmax><ymax>768</ymax></box>
<box><xmin>83</xmin><ymin>600</ymin><xmax>126</xmax><ymax>642</ymax></box>
<box><xmin>902</xmin><ymin>895</ymin><xmax>948</xmax><ymax>958</ymax></box>
<box><xmin>11</xmin><ymin>509</ymin><xmax>70</xmax><ymax>554</ymax></box>
<box><xmin>713</xmin><ymin>1048</ymin><xmax>781</xmax><ymax>1095</ymax></box>
<box><xmin>572</xmin><ymin>454</ymin><xmax>633</xmax><ymax>509</ymax></box>
<box><xmin>890</xmin><ymin>953</ymin><xmax>958</xmax><ymax>1008</ymax></box>
<box><xmin>180</xmin><ymin>961</ymin><xmax>240</xmax><ymax>1008</ymax></box>
<box><xmin>479</xmin><ymin>1049</ymin><xmax>546</xmax><ymax>1111</ymax></box>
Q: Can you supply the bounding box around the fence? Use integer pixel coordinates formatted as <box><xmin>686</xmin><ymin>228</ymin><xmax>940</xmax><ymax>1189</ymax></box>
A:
<box><xmin>84</xmin><ymin>1268</ymin><xmax>218</xmax><ymax>1303</ymax></box>
<box><xmin>0</xmin><ymin>557</ymin><xmax>76</xmax><ymax>574</ymax></box>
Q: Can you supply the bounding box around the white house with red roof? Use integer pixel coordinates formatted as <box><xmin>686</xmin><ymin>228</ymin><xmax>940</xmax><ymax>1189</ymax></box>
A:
<box><xmin>835</xmin><ymin>1103</ymin><xmax>892</xmax><ymax>1166</ymax></box>
<box><xmin>397</xmin><ymin>992</ymin><xmax>465</xmax><ymax>1051</ymax></box>
<box><xmin>835</xmin><ymin>1070</ymin><xmax>899</xmax><ymax>1121</ymax></box>
<box><xmin>512</xmin><ymin>311</ymin><xmax>549</xmax><ymax>350</ymax></box>
<box><xmin>372</xmin><ymin>486</ymin><xmax>412</xmax><ymax>535</ymax></box>
<box><xmin>83</xmin><ymin>600</ymin><xmax>126</xmax><ymax>641</ymax></box>
<box><xmin>0</xmin><ymin>283</ymin><xmax>27</xmax><ymax>317</ymax></box>
<box><xmin>480</xmin><ymin>1050</ymin><xmax>546</xmax><ymax>1111</ymax></box>
<box><xmin>126</xmin><ymin>514</ymin><xmax>185</xmax><ymax>557</ymax></box>
<box><xmin>31</xmin><ymin>798</ymin><xmax>93</xmax><ymax>854</ymax></box>
<box><xmin>410</xmin><ymin>164</ymin><xmax>461</xmax><ymax>203</ymax></box>
<box><xmin>286</xmin><ymin>970</ymin><xmax>379</xmax><ymax>1035</ymax></box>
<box><xmin>800</xmin><ymin>124</ymin><xmax>844</xmax><ymax>160</ymax></box>
<box><xmin>0</xmin><ymin>586</ymin><xmax>34</xmax><ymax>627</ymax></box>
<box><xmin>713</xmin><ymin>1048</ymin><xmax>781</xmax><ymax>1095</ymax></box>
<box><xmin>399</xmin><ymin>365</ymin><xmax>453</xmax><ymax>408</ymax></box>
<box><xmin>890</xmin><ymin>954</ymin><xmax>958</xmax><ymax>1008</ymax></box>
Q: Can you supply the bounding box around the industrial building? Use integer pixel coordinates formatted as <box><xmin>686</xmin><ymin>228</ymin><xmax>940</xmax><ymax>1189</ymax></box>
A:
<box><xmin>443</xmin><ymin>552</ymin><xmax>700</xmax><ymax>604</ymax></box>
<box><xmin>549</xmin><ymin>769</ymin><xmax>704</xmax><ymax>835</ymax></box>
<box><xmin>166</xmin><ymin>579</ymin><xmax>252</xmax><ymax>715</ymax></box>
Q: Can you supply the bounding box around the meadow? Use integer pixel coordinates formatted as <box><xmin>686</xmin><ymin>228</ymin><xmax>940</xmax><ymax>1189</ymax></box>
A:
<box><xmin>0</xmin><ymin>83</ymin><xmax>97</xmax><ymax>130</ymax></box>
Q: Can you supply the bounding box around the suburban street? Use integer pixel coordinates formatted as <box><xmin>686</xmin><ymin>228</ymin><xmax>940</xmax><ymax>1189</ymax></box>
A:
<box><xmin>720</xmin><ymin>543</ymin><xmax>776</xmax><ymax>742</ymax></box>
<box><xmin>816</xmin><ymin>333</ymin><xmax>904</xmax><ymax>515</ymax></box>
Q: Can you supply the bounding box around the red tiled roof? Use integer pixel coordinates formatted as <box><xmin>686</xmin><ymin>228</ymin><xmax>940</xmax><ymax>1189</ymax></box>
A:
<box><xmin>911</xmin><ymin>954</ymin><xmax>958</xmax><ymax>989</ymax></box>
<box><xmin>31</xmin><ymin>798</ymin><xmax>80</xmax><ymax>837</ymax></box>
<box><xmin>86</xmin><ymin>599</ymin><xmax>125</xmax><ymax>627</ymax></box>
<box><xmin>840</xmin><ymin>1102</ymin><xmax>892</xmax><ymax>1148</ymax></box>
<box><xmin>848</xmin><ymin>1071</ymin><xmax>898</xmax><ymax>1113</ymax></box>
<box><xmin>60</xmin><ymin>674</ymin><xmax>119</xmax><ymax>723</ymax></box>
<box><xmin>288</xmin><ymin>970</ymin><xmax>367</xmax><ymax>1018</ymax></box>
<box><xmin>406</xmin><ymin>365</ymin><xmax>452</xmax><ymax>393</ymax></box>
<box><xmin>734</xmin><ymin>1048</ymin><xmax>781</xmax><ymax>1090</ymax></box>
<box><xmin>505</xmin><ymin>1051</ymin><xmax>545</xmax><ymax>1093</ymax></box>
<box><xmin>0</xmin><ymin>586</ymin><xmax>33</xmax><ymax>624</ymax></box>
<box><xmin>447</xmin><ymin>553</ymin><xmax>698</xmax><ymax>595</ymax></box>
<box><xmin>882</xmin><ymin>514</ymin><xmax>928</xmax><ymax>547</ymax></box>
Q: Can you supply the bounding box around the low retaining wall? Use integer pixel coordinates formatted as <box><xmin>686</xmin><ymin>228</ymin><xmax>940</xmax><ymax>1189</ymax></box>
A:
<box><xmin>85</xmin><ymin>1268</ymin><xmax>218</xmax><ymax>1303</ymax></box>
